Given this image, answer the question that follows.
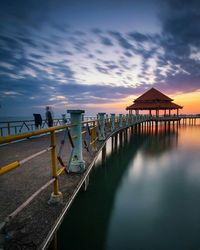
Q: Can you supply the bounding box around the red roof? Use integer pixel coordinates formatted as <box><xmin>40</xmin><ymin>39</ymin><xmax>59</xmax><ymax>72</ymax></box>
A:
<box><xmin>126</xmin><ymin>101</ymin><xmax>183</xmax><ymax>110</ymax></box>
<box><xmin>126</xmin><ymin>88</ymin><xmax>183</xmax><ymax>110</ymax></box>
<box><xmin>135</xmin><ymin>88</ymin><xmax>173</xmax><ymax>102</ymax></box>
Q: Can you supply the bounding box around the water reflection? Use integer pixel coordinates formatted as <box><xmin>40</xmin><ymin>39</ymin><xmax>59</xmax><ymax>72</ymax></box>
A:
<box><xmin>57</xmin><ymin>128</ymin><xmax>146</xmax><ymax>250</ymax></box>
<box><xmin>140</xmin><ymin>123</ymin><xmax>179</xmax><ymax>156</ymax></box>
<box><xmin>57</xmin><ymin>124</ymin><xmax>200</xmax><ymax>250</ymax></box>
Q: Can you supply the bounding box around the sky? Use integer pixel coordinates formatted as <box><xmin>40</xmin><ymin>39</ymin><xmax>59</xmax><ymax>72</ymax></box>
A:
<box><xmin>0</xmin><ymin>0</ymin><xmax>200</xmax><ymax>117</ymax></box>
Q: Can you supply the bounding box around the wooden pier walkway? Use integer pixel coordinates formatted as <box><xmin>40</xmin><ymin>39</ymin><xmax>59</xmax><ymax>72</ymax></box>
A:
<box><xmin>0</xmin><ymin>113</ymin><xmax>199</xmax><ymax>249</ymax></box>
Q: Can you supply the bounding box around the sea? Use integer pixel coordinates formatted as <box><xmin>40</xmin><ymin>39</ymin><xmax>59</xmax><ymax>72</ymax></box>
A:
<box><xmin>57</xmin><ymin>122</ymin><xmax>200</xmax><ymax>250</ymax></box>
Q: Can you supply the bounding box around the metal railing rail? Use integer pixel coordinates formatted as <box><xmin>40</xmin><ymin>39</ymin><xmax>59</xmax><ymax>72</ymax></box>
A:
<box><xmin>0</xmin><ymin>116</ymin><xmax>97</xmax><ymax>136</ymax></box>
<box><xmin>0</xmin><ymin>118</ymin><xmax>64</xmax><ymax>136</ymax></box>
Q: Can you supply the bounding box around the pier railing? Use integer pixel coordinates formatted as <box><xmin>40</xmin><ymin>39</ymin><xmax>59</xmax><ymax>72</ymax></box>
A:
<box><xmin>0</xmin><ymin>118</ymin><xmax>64</xmax><ymax>137</ymax></box>
<box><xmin>0</xmin><ymin>116</ymin><xmax>96</xmax><ymax>136</ymax></box>
<box><xmin>1</xmin><ymin>114</ymin><xmax>199</xmax><ymax>137</ymax></box>
<box><xmin>0</xmin><ymin>112</ymin><xmax>199</xmax><ymax>221</ymax></box>
<box><xmin>0</xmin><ymin>113</ymin><xmax>147</xmax><ymax>210</ymax></box>
<box><xmin>0</xmin><ymin>118</ymin><xmax>100</xmax><ymax>219</ymax></box>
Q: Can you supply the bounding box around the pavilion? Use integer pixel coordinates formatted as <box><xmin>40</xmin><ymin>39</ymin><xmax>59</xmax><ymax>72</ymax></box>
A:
<box><xmin>126</xmin><ymin>88</ymin><xmax>183</xmax><ymax>116</ymax></box>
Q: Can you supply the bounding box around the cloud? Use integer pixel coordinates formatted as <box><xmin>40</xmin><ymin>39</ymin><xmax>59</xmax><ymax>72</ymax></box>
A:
<box><xmin>91</xmin><ymin>28</ymin><xmax>103</xmax><ymax>35</ymax></box>
<box><xmin>95</xmin><ymin>64</ymin><xmax>108</xmax><ymax>74</ymax></box>
<box><xmin>1</xmin><ymin>91</ymin><xmax>22</xmax><ymax>96</ymax></box>
<box><xmin>155</xmin><ymin>0</ymin><xmax>200</xmax><ymax>92</ymax></box>
<box><xmin>100</xmin><ymin>60</ymin><xmax>119</xmax><ymax>70</ymax></box>
<box><xmin>46</xmin><ymin>62</ymin><xmax>75</xmax><ymax>81</ymax></box>
<box><xmin>17</xmin><ymin>37</ymin><xmax>38</xmax><ymax>48</ymax></box>
<box><xmin>128</xmin><ymin>32</ymin><xmax>149</xmax><ymax>42</ymax></box>
<box><xmin>1</xmin><ymin>0</ymin><xmax>200</xmax><ymax>116</ymax></box>
<box><xmin>124</xmin><ymin>51</ymin><xmax>133</xmax><ymax>58</ymax></box>
<box><xmin>100</xmin><ymin>36</ymin><xmax>113</xmax><ymax>46</ymax></box>
<box><xmin>29</xmin><ymin>54</ymin><xmax>44</xmax><ymax>59</ymax></box>
<box><xmin>109</xmin><ymin>31</ymin><xmax>134</xmax><ymax>50</ymax></box>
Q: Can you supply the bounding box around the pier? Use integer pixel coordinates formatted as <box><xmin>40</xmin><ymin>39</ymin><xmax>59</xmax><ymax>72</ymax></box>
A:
<box><xmin>0</xmin><ymin>112</ymin><xmax>199</xmax><ymax>249</ymax></box>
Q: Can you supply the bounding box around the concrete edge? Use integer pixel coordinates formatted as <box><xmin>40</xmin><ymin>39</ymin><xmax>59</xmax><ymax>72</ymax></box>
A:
<box><xmin>40</xmin><ymin>125</ymin><xmax>131</xmax><ymax>250</ymax></box>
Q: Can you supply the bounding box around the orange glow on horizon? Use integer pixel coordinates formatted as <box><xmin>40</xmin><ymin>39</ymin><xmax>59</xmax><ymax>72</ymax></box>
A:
<box><xmin>35</xmin><ymin>89</ymin><xmax>200</xmax><ymax>115</ymax></box>
<box><xmin>84</xmin><ymin>90</ymin><xmax>200</xmax><ymax>114</ymax></box>
<box><xmin>172</xmin><ymin>90</ymin><xmax>200</xmax><ymax>114</ymax></box>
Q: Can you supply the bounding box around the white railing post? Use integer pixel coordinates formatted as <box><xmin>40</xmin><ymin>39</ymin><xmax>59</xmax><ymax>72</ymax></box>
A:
<box><xmin>67</xmin><ymin>110</ymin><xmax>85</xmax><ymax>173</ymax></box>
<box><xmin>98</xmin><ymin>113</ymin><xmax>106</xmax><ymax>140</ymax></box>
<box><xmin>119</xmin><ymin>114</ymin><xmax>123</xmax><ymax>128</ymax></box>
<box><xmin>62</xmin><ymin>114</ymin><xmax>66</xmax><ymax>124</ymax></box>
<box><xmin>132</xmin><ymin>114</ymin><xmax>134</xmax><ymax>124</ymax></box>
<box><xmin>110</xmin><ymin>113</ymin><xmax>115</xmax><ymax>132</ymax></box>
<box><xmin>126</xmin><ymin>114</ymin><xmax>129</xmax><ymax>126</ymax></box>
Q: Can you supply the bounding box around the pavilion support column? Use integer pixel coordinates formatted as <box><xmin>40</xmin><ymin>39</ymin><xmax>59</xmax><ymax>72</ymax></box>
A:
<box><xmin>164</xmin><ymin>109</ymin><xmax>166</xmax><ymax>116</ymax></box>
<box><xmin>177</xmin><ymin>109</ymin><xmax>179</xmax><ymax>116</ymax></box>
<box><xmin>169</xmin><ymin>109</ymin><xmax>171</xmax><ymax>116</ymax></box>
<box><xmin>156</xmin><ymin>109</ymin><xmax>159</xmax><ymax>117</ymax></box>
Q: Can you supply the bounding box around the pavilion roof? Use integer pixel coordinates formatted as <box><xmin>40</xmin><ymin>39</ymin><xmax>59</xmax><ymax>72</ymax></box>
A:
<box><xmin>126</xmin><ymin>101</ymin><xmax>183</xmax><ymax>110</ymax></box>
<box><xmin>135</xmin><ymin>88</ymin><xmax>173</xmax><ymax>102</ymax></box>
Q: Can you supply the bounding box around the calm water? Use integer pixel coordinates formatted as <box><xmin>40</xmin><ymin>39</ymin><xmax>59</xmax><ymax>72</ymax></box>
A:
<box><xmin>58</xmin><ymin>123</ymin><xmax>200</xmax><ymax>250</ymax></box>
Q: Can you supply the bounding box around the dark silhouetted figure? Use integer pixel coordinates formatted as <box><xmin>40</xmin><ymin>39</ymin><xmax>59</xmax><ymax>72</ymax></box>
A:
<box><xmin>33</xmin><ymin>113</ymin><xmax>42</xmax><ymax>129</ymax></box>
<box><xmin>46</xmin><ymin>106</ymin><xmax>53</xmax><ymax>127</ymax></box>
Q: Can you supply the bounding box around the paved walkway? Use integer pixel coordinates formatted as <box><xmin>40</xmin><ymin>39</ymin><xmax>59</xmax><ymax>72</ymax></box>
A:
<box><xmin>0</xmin><ymin>129</ymin><xmax>107</xmax><ymax>249</ymax></box>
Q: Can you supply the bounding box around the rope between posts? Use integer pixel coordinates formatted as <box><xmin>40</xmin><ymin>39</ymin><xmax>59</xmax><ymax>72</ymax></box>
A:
<box><xmin>57</xmin><ymin>127</ymin><xmax>75</xmax><ymax>173</ymax></box>
<box><xmin>6</xmin><ymin>178</ymin><xmax>55</xmax><ymax>221</ymax></box>
<box><xmin>82</xmin><ymin>123</ymin><xmax>91</xmax><ymax>153</ymax></box>
<box><xmin>0</xmin><ymin>147</ymin><xmax>53</xmax><ymax>175</ymax></box>
<box><xmin>20</xmin><ymin>147</ymin><xmax>52</xmax><ymax>165</ymax></box>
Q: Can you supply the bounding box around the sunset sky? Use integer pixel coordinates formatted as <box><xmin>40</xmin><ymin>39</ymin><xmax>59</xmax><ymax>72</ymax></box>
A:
<box><xmin>0</xmin><ymin>0</ymin><xmax>200</xmax><ymax>117</ymax></box>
